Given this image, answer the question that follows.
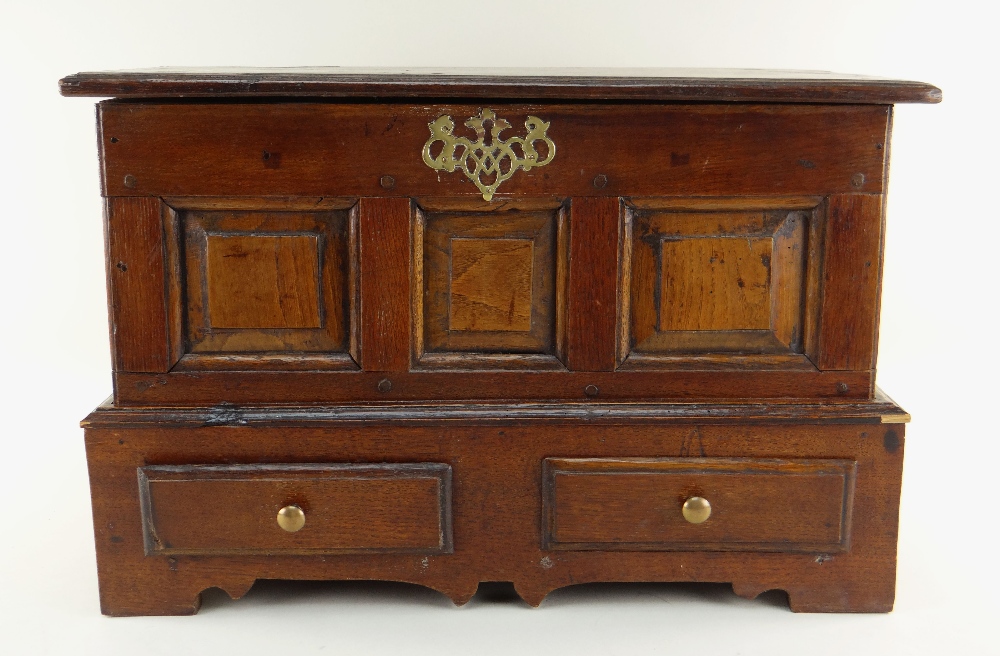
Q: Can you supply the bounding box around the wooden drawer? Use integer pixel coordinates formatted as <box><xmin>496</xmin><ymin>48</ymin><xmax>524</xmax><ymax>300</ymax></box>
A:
<box><xmin>543</xmin><ymin>457</ymin><xmax>855</xmax><ymax>552</ymax></box>
<box><xmin>138</xmin><ymin>463</ymin><xmax>452</xmax><ymax>555</ymax></box>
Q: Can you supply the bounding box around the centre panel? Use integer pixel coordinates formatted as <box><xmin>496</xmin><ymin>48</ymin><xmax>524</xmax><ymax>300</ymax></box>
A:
<box><xmin>413</xmin><ymin>201</ymin><xmax>569</xmax><ymax>370</ymax></box>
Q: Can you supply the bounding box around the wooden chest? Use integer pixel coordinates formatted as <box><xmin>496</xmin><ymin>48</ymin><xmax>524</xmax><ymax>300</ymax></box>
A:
<box><xmin>61</xmin><ymin>68</ymin><xmax>939</xmax><ymax>615</ymax></box>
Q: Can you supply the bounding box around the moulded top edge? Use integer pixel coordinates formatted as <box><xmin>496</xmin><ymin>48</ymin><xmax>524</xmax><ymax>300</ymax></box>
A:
<box><xmin>81</xmin><ymin>388</ymin><xmax>908</xmax><ymax>427</ymax></box>
<box><xmin>59</xmin><ymin>67</ymin><xmax>941</xmax><ymax>104</ymax></box>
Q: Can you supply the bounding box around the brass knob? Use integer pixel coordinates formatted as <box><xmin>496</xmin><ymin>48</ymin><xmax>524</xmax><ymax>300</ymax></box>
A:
<box><xmin>277</xmin><ymin>505</ymin><xmax>306</xmax><ymax>533</ymax></box>
<box><xmin>682</xmin><ymin>497</ymin><xmax>711</xmax><ymax>524</ymax></box>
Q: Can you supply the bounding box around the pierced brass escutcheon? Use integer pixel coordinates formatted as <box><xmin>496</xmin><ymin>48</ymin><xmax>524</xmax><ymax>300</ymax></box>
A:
<box><xmin>422</xmin><ymin>108</ymin><xmax>556</xmax><ymax>201</ymax></box>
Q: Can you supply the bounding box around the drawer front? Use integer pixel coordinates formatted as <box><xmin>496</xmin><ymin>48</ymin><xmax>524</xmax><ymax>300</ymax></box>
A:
<box><xmin>138</xmin><ymin>463</ymin><xmax>452</xmax><ymax>555</ymax></box>
<box><xmin>543</xmin><ymin>457</ymin><xmax>855</xmax><ymax>552</ymax></box>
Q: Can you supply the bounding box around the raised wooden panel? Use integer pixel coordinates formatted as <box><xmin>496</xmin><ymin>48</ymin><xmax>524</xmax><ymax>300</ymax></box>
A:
<box><xmin>449</xmin><ymin>238</ymin><xmax>534</xmax><ymax>332</ymax></box>
<box><xmin>659</xmin><ymin>237</ymin><xmax>773</xmax><ymax>331</ymax></box>
<box><xmin>206</xmin><ymin>235</ymin><xmax>321</xmax><ymax>329</ymax></box>
<box><xmin>414</xmin><ymin>202</ymin><xmax>568</xmax><ymax>369</ymax></box>
<box><xmin>543</xmin><ymin>457</ymin><xmax>856</xmax><ymax>552</ymax></box>
<box><xmin>622</xmin><ymin>202</ymin><xmax>817</xmax><ymax>368</ymax></box>
<box><xmin>167</xmin><ymin>203</ymin><xmax>356</xmax><ymax>369</ymax></box>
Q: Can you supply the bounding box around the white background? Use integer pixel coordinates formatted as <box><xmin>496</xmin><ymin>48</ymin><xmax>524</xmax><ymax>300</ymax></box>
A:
<box><xmin>0</xmin><ymin>1</ymin><xmax>996</xmax><ymax>654</ymax></box>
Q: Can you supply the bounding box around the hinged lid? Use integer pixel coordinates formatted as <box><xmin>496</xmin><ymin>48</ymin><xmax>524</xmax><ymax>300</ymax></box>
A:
<box><xmin>59</xmin><ymin>67</ymin><xmax>941</xmax><ymax>103</ymax></box>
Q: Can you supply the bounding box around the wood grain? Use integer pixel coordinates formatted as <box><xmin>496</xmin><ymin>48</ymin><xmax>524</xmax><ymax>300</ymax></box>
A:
<box><xmin>82</xmin><ymin>386</ymin><xmax>909</xmax><ymax>427</ymax></box>
<box><xmin>205</xmin><ymin>234</ymin><xmax>321</xmax><ymax>329</ymax></box>
<box><xmin>172</xmin><ymin>353</ymin><xmax>358</xmax><ymax>372</ymax></box>
<box><xmin>358</xmin><ymin>198</ymin><xmax>411</xmax><ymax>371</ymax></box>
<box><xmin>70</xmin><ymin>72</ymin><xmax>926</xmax><ymax>617</ymax></box>
<box><xmin>544</xmin><ymin>458</ymin><xmax>855</xmax><ymax>552</ymax></box>
<box><xmin>772</xmin><ymin>213</ymin><xmax>809</xmax><ymax>349</ymax></box>
<box><xmin>113</xmin><ymin>369</ymin><xmax>873</xmax><ymax>405</ymax></box>
<box><xmin>59</xmin><ymin>67</ymin><xmax>942</xmax><ymax>104</ymax></box>
<box><xmin>83</xmin><ymin>402</ymin><xmax>905</xmax><ymax>615</ymax></box>
<box><xmin>815</xmin><ymin>194</ymin><xmax>884</xmax><ymax>370</ymax></box>
<box><xmin>449</xmin><ymin>239</ymin><xmax>534</xmax><ymax>332</ymax></box>
<box><xmin>176</xmin><ymin>208</ymin><xmax>351</xmax><ymax>356</ymax></box>
<box><xmin>418</xmin><ymin>206</ymin><xmax>563</xmax><ymax>360</ymax></box>
<box><xmin>625</xmin><ymin>208</ymin><xmax>812</xmax><ymax>361</ymax></box>
<box><xmin>567</xmin><ymin>197</ymin><xmax>621</xmax><ymax>372</ymax></box>
<box><xmin>105</xmin><ymin>197</ymin><xmax>173</xmax><ymax>372</ymax></box>
<box><xmin>658</xmin><ymin>237</ymin><xmax>773</xmax><ymax>331</ymax></box>
<box><xmin>162</xmin><ymin>196</ymin><xmax>356</xmax><ymax>211</ymax></box>
<box><xmin>139</xmin><ymin>464</ymin><xmax>452</xmax><ymax>555</ymax></box>
<box><xmin>96</xmin><ymin>103</ymin><xmax>890</xmax><ymax>198</ymax></box>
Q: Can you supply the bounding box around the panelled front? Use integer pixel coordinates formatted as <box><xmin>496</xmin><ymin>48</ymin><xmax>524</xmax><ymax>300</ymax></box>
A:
<box><xmin>101</xmin><ymin>101</ymin><xmax>889</xmax><ymax>405</ymax></box>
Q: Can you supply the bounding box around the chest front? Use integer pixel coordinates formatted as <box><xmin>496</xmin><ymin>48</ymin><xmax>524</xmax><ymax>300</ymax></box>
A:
<box><xmin>65</xmin><ymin>69</ymin><xmax>937</xmax><ymax>615</ymax></box>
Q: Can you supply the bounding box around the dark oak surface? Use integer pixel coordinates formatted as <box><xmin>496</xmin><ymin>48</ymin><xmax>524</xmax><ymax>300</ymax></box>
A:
<box><xmin>105</xmin><ymin>190</ymin><xmax>886</xmax><ymax>405</ymax></box>
<box><xmin>543</xmin><ymin>458</ymin><xmax>855</xmax><ymax>552</ymax></box>
<box><xmin>358</xmin><ymin>198</ymin><xmax>411</xmax><ymax>371</ymax></box>
<box><xmin>83</xmin><ymin>387</ymin><xmax>909</xmax><ymax>427</ymax></box>
<box><xmin>60</xmin><ymin>67</ymin><xmax>941</xmax><ymax>103</ymax></box>
<box><xmin>69</xmin><ymin>68</ymin><xmax>930</xmax><ymax>615</ymax></box>
<box><xmin>566</xmin><ymin>198</ymin><xmax>621</xmax><ymax>371</ymax></box>
<box><xmin>84</xmin><ymin>401</ymin><xmax>906</xmax><ymax>615</ymax></box>
<box><xmin>105</xmin><ymin>197</ymin><xmax>171</xmax><ymax>372</ymax></box>
<box><xmin>139</xmin><ymin>464</ymin><xmax>452</xmax><ymax>555</ymax></box>
<box><xmin>112</xmin><ymin>369</ymin><xmax>875</xmax><ymax>405</ymax></box>
<box><xmin>816</xmin><ymin>195</ymin><xmax>885</xmax><ymax>370</ymax></box>
<box><xmin>97</xmin><ymin>103</ymin><xmax>890</xmax><ymax>198</ymax></box>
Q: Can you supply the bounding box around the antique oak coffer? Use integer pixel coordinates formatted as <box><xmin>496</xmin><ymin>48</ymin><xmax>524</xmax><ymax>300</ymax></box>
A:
<box><xmin>60</xmin><ymin>69</ymin><xmax>940</xmax><ymax>615</ymax></box>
